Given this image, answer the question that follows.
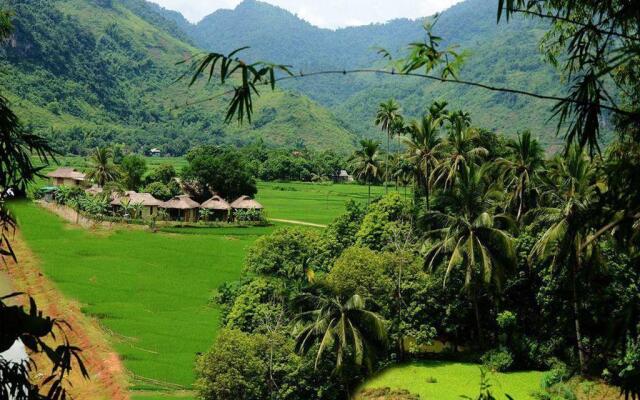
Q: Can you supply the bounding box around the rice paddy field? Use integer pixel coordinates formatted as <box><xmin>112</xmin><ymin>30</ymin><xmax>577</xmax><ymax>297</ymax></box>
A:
<box><xmin>258</xmin><ymin>181</ymin><xmax>396</xmax><ymax>225</ymax></box>
<box><xmin>359</xmin><ymin>361</ymin><xmax>545</xmax><ymax>399</ymax></box>
<box><xmin>11</xmin><ymin>201</ymin><xmax>276</xmax><ymax>392</ymax></box>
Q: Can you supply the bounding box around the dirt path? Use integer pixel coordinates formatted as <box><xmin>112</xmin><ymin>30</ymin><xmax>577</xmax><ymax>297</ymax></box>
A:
<box><xmin>3</xmin><ymin>231</ymin><xmax>131</xmax><ymax>400</ymax></box>
<box><xmin>270</xmin><ymin>218</ymin><xmax>328</xmax><ymax>228</ymax></box>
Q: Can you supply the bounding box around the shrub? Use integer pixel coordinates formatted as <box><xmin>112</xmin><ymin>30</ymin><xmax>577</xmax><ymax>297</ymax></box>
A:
<box><xmin>531</xmin><ymin>383</ymin><xmax>577</xmax><ymax>400</ymax></box>
<box><xmin>245</xmin><ymin>227</ymin><xmax>322</xmax><ymax>280</ymax></box>
<box><xmin>355</xmin><ymin>193</ymin><xmax>411</xmax><ymax>251</ymax></box>
<box><xmin>540</xmin><ymin>360</ymin><xmax>569</xmax><ymax>389</ymax></box>
<box><xmin>325</xmin><ymin>246</ymin><xmax>393</xmax><ymax>299</ymax></box>
<box><xmin>357</xmin><ymin>388</ymin><xmax>420</xmax><ymax>400</ymax></box>
<box><xmin>481</xmin><ymin>347</ymin><xmax>514</xmax><ymax>372</ymax></box>
<box><xmin>143</xmin><ymin>182</ymin><xmax>172</xmax><ymax>201</ymax></box>
<box><xmin>496</xmin><ymin>311</ymin><xmax>517</xmax><ymax>330</ymax></box>
<box><xmin>234</xmin><ymin>209</ymin><xmax>265</xmax><ymax>223</ymax></box>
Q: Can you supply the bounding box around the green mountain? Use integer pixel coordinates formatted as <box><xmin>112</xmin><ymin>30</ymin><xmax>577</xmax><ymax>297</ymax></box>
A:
<box><xmin>0</xmin><ymin>0</ymin><xmax>357</xmax><ymax>155</ymax></box>
<box><xmin>172</xmin><ymin>0</ymin><xmax>569</xmax><ymax>147</ymax></box>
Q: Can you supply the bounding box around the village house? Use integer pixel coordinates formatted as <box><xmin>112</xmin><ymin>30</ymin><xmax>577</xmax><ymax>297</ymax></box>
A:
<box><xmin>230</xmin><ymin>195</ymin><xmax>264</xmax><ymax>211</ymax></box>
<box><xmin>333</xmin><ymin>169</ymin><xmax>354</xmax><ymax>183</ymax></box>
<box><xmin>110</xmin><ymin>191</ymin><xmax>165</xmax><ymax>219</ymax></box>
<box><xmin>47</xmin><ymin>168</ymin><xmax>87</xmax><ymax>187</ymax></box>
<box><xmin>200</xmin><ymin>195</ymin><xmax>232</xmax><ymax>221</ymax></box>
<box><xmin>163</xmin><ymin>195</ymin><xmax>200</xmax><ymax>222</ymax></box>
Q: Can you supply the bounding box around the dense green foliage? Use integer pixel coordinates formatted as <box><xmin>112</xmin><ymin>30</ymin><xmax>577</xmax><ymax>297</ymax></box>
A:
<box><xmin>198</xmin><ymin>97</ymin><xmax>640</xmax><ymax>398</ymax></box>
<box><xmin>181</xmin><ymin>145</ymin><xmax>257</xmax><ymax>201</ymax></box>
<box><xmin>0</xmin><ymin>0</ymin><xmax>356</xmax><ymax>155</ymax></box>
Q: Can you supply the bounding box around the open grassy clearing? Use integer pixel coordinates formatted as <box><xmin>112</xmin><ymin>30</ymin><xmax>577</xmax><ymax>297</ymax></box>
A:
<box><xmin>359</xmin><ymin>361</ymin><xmax>545</xmax><ymax>399</ymax></box>
<box><xmin>11</xmin><ymin>201</ymin><xmax>277</xmax><ymax>393</ymax></box>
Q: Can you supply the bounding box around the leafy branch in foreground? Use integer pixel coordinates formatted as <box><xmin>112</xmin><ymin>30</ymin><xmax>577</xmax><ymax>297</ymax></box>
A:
<box><xmin>178</xmin><ymin>47</ymin><xmax>292</xmax><ymax>124</ymax></box>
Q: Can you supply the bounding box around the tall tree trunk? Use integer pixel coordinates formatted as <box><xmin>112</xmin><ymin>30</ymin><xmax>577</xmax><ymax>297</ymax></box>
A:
<box><xmin>572</xmin><ymin>248</ymin><xmax>586</xmax><ymax>371</ymax></box>
<box><xmin>396</xmin><ymin>262</ymin><xmax>404</xmax><ymax>361</ymax></box>
<box><xmin>367</xmin><ymin>177</ymin><xmax>371</xmax><ymax>205</ymax></box>
<box><xmin>385</xmin><ymin>132</ymin><xmax>390</xmax><ymax>194</ymax></box>
<box><xmin>425</xmin><ymin>163</ymin><xmax>430</xmax><ymax>211</ymax></box>
<box><xmin>472</xmin><ymin>288</ymin><xmax>483</xmax><ymax>348</ymax></box>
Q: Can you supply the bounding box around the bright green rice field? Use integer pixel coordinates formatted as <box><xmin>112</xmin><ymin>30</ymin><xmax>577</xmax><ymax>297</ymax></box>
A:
<box><xmin>360</xmin><ymin>361</ymin><xmax>544</xmax><ymax>399</ymax></box>
<box><xmin>12</xmin><ymin>201</ymin><xmax>277</xmax><ymax>391</ymax></box>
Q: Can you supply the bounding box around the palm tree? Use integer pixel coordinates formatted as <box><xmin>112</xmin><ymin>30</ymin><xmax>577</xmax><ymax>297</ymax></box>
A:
<box><xmin>375</xmin><ymin>99</ymin><xmax>401</xmax><ymax>193</ymax></box>
<box><xmin>87</xmin><ymin>147</ymin><xmax>120</xmax><ymax>187</ymax></box>
<box><xmin>496</xmin><ymin>131</ymin><xmax>544</xmax><ymax>221</ymax></box>
<box><xmin>350</xmin><ymin>139</ymin><xmax>382</xmax><ymax>204</ymax></box>
<box><xmin>294</xmin><ymin>293</ymin><xmax>387</xmax><ymax>375</ymax></box>
<box><xmin>527</xmin><ymin>146</ymin><xmax>602</xmax><ymax>371</ymax></box>
<box><xmin>433</xmin><ymin>114</ymin><xmax>489</xmax><ymax>189</ymax></box>
<box><xmin>423</xmin><ymin>163</ymin><xmax>517</xmax><ymax>343</ymax></box>
<box><xmin>403</xmin><ymin>114</ymin><xmax>445</xmax><ymax>209</ymax></box>
<box><xmin>392</xmin><ymin>157</ymin><xmax>414</xmax><ymax>200</ymax></box>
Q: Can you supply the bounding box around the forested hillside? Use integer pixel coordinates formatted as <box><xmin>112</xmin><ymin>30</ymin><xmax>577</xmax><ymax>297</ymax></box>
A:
<box><xmin>173</xmin><ymin>0</ymin><xmax>579</xmax><ymax>146</ymax></box>
<box><xmin>0</xmin><ymin>0</ymin><xmax>357</xmax><ymax>154</ymax></box>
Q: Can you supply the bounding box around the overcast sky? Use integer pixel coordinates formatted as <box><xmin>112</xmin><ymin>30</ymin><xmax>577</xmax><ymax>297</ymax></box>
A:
<box><xmin>149</xmin><ymin>0</ymin><xmax>462</xmax><ymax>28</ymax></box>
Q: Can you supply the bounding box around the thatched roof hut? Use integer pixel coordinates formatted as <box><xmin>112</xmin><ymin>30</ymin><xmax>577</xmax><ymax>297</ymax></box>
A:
<box><xmin>200</xmin><ymin>196</ymin><xmax>231</xmax><ymax>211</ymax></box>
<box><xmin>230</xmin><ymin>195</ymin><xmax>264</xmax><ymax>210</ymax></box>
<box><xmin>110</xmin><ymin>191</ymin><xmax>164</xmax><ymax>207</ymax></box>
<box><xmin>163</xmin><ymin>195</ymin><xmax>200</xmax><ymax>210</ymax></box>
<box><xmin>47</xmin><ymin>168</ymin><xmax>86</xmax><ymax>187</ymax></box>
<box><xmin>47</xmin><ymin>167</ymin><xmax>86</xmax><ymax>181</ymax></box>
<box><xmin>85</xmin><ymin>185</ymin><xmax>104</xmax><ymax>196</ymax></box>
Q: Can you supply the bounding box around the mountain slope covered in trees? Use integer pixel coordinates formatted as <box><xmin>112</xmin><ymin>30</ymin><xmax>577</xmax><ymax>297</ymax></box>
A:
<box><xmin>169</xmin><ymin>0</ymin><xmax>573</xmax><ymax>146</ymax></box>
<box><xmin>0</xmin><ymin>0</ymin><xmax>357</xmax><ymax>154</ymax></box>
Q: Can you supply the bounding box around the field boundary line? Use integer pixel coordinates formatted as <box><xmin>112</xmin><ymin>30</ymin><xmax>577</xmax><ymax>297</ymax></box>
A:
<box><xmin>270</xmin><ymin>218</ymin><xmax>327</xmax><ymax>228</ymax></box>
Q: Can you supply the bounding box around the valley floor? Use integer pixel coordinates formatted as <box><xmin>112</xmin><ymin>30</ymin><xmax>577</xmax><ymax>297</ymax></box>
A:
<box><xmin>6</xmin><ymin>181</ymin><xmax>385</xmax><ymax>398</ymax></box>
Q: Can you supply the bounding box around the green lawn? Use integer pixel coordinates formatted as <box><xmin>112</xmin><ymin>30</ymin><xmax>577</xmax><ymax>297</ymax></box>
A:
<box><xmin>11</xmin><ymin>201</ymin><xmax>276</xmax><ymax>391</ymax></box>
<box><xmin>360</xmin><ymin>361</ymin><xmax>544</xmax><ymax>399</ymax></box>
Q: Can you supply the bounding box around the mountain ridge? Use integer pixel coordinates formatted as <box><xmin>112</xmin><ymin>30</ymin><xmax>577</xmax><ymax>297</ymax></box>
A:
<box><xmin>157</xmin><ymin>0</ymin><xmax>570</xmax><ymax>146</ymax></box>
<box><xmin>0</xmin><ymin>0</ymin><xmax>357</xmax><ymax>154</ymax></box>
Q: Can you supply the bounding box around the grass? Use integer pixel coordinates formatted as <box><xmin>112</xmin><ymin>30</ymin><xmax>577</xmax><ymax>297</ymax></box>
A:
<box><xmin>359</xmin><ymin>361</ymin><xmax>545</xmax><ymax>399</ymax></box>
<box><xmin>11</xmin><ymin>201</ymin><xmax>277</xmax><ymax>392</ymax></box>
<box><xmin>257</xmin><ymin>181</ymin><xmax>402</xmax><ymax>225</ymax></box>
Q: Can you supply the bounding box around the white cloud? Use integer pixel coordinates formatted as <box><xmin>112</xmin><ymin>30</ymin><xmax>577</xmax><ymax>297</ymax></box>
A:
<box><xmin>150</xmin><ymin>0</ymin><xmax>462</xmax><ymax>28</ymax></box>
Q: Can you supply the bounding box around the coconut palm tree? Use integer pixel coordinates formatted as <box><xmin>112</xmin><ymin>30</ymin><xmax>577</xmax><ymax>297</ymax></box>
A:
<box><xmin>496</xmin><ymin>131</ymin><xmax>544</xmax><ymax>221</ymax></box>
<box><xmin>527</xmin><ymin>146</ymin><xmax>603</xmax><ymax>371</ymax></box>
<box><xmin>403</xmin><ymin>114</ymin><xmax>445</xmax><ymax>209</ymax></box>
<box><xmin>350</xmin><ymin>139</ymin><xmax>382</xmax><ymax>204</ymax></box>
<box><xmin>423</xmin><ymin>163</ymin><xmax>517</xmax><ymax>343</ymax></box>
<box><xmin>392</xmin><ymin>157</ymin><xmax>415</xmax><ymax>200</ymax></box>
<box><xmin>294</xmin><ymin>293</ymin><xmax>387</xmax><ymax>374</ymax></box>
<box><xmin>432</xmin><ymin>114</ymin><xmax>489</xmax><ymax>190</ymax></box>
<box><xmin>87</xmin><ymin>147</ymin><xmax>120</xmax><ymax>187</ymax></box>
<box><xmin>375</xmin><ymin>99</ymin><xmax>401</xmax><ymax>193</ymax></box>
